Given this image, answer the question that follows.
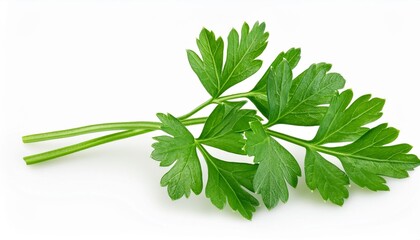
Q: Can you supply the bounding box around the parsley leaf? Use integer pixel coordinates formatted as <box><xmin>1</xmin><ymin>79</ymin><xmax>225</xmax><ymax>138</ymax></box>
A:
<box><xmin>186</xmin><ymin>29</ymin><xmax>223</xmax><ymax>97</ymax></box>
<box><xmin>274</xmin><ymin>62</ymin><xmax>346</xmax><ymax>125</ymax></box>
<box><xmin>333</xmin><ymin>124</ymin><xmax>420</xmax><ymax>191</ymax></box>
<box><xmin>198</xmin><ymin>101</ymin><xmax>259</xmax><ymax>155</ymax></box>
<box><xmin>305</xmin><ymin>148</ymin><xmax>349</xmax><ymax>205</ymax></box>
<box><xmin>303</xmin><ymin>91</ymin><xmax>419</xmax><ymax>204</ymax></box>
<box><xmin>152</xmin><ymin>112</ymin><xmax>260</xmax><ymax>219</ymax></box>
<box><xmin>248</xmin><ymin>48</ymin><xmax>301</xmax><ymax>117</ymax></box>
<box><xmin>250</xmin><ymin>54</ymin><xmax>345</xmax><ymax>125</ymax></box>
<box><xmin>187</xmin><ymin>22</ymin><xmax>268</xmax><ymax>97</ymax></box>
<box><xmin>266</xmin><ymin>59</ymin><xmax>293</xmax><ymax>125</ymax></box>
<box><xmin>245</xmin><ymin>121</ymin><xmax>301</xmax><ymax>209</ymax></box>
<box><xmin>151</xmin><ymin>113</ymin><xmax>203</xmax><ymax>199</ymax></box>
<box><xmin>312</xmin><ymin>89</ymin><xmax>385</xmax><ymax>144</ymax></box>
<box><xmin>198</xmin><ymin>145</ymin><xmax>259</xmax><ymax>220</ymax></box>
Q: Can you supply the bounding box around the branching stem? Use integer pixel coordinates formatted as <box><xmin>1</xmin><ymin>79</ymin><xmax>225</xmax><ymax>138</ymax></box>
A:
<box><xmin>22</xmin><ymin>91</ymin><xmax>276</xmax><ymax>165</ymax></box>
<box><xmin>23</xmin><ymin>117</ymin><xmax>207</xmax><ymax>143</ymax></box>
<box><xmin>22</xmin><ymin>90</ymin><xmax>364</xmax><ymax>166</ymax></box>
<box><xmin>23</xmin><ymin>117</ymin><xmax>207</xmax><ymax>164</ymax></box>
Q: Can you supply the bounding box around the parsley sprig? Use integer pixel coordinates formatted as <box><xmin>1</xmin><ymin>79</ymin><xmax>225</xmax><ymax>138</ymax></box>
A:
<box><xmin>23</xmin><ymin>22</ymin><xmax>419</xmax><ymax>219</ymax></box>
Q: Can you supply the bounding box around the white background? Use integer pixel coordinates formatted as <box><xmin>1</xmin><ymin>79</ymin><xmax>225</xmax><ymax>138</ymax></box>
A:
<box><xmin>1</xmin><ymin>0</ymin><xmax>420</xmax><ymax>239</ymax></box>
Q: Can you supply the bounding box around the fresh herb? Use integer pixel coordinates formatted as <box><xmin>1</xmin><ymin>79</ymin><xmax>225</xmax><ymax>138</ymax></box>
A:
<box><xmin>23</xmin><ymin>22</ymin><xmax>419</xmax><ymax>220</ymax></box>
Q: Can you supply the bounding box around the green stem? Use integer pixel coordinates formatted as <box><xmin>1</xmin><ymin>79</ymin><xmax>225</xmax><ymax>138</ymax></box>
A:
<box><xmin>24</xmin><ymin>129</ymin><xmax>152</xmax><ymax>165</ymax></box>
<box><xmin>22</xmin><ymin>117</ymin><xmax>208</xmax><ymax>143</ymax></box>
<box><xmin>176</xmin><ymin>91</ymin><xmax>262</xmax><ymax>119</ymax></box>
<box><xmin>178</xmin><ymin>98</ymin><xmax>214</xmax><ymax>120</ymax></box>
<box><xmin>267</xmin><ymin>129</ymin><xmax>347</xmax><ymax>159</ymax></box>
<box><xmin>24</xmin><ymin>117</ymin><xmax>208</xmax><ymax>165</ymax></box>
<box><xmin>22</xmin><ymin>90</ymin><xmax>260</xmax><ymax>164</ymax></box>
<box><xmin>23</xmin><ymin>91</ymin><xmax>257</xmax><ymax>143</ymax></box>
<box><xmin>212</xmin><ymin>92</ymin><xmax>261</xmax><ymax>103</ymax></box>
<box><xmin>267</xmin><ymin>130</ymin><xmax>311</xmax><ymax>148</ymax></box>
<box><xmin>22</xmin><ymin>122</ymin><xmax>161</xmax><ymax>143</ymax></box>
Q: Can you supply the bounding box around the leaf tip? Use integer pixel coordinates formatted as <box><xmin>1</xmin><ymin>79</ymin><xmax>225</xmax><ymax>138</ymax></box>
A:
<box><xmin>155</xmin><ymin>112</ymin><xmax>166</xmax><ymax>119</ymax></box>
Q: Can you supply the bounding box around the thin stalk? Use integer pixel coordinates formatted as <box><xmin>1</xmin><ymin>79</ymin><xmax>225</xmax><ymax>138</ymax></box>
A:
<box><xmin>22</xmin><ymin>91</ymin><xmax>258</xmax><ymax>143</ymax></box>
<box><xmin>22</xmin><ymin>90</ymin><xmax>261</xmax><ymax>164</ymax></box>
<box><xmin>267</xmin><ymin>129</ymin><xmax>311</xmax><ymax>148</ymax></box>
<box><xmin>176</xmin><ymin>91</ymin><xmax>262</xmax><ymax>119</ymax></box>
<box><xmin>22</xmin><ymin>122</ymin><xmax>161</xmax><ymax>143</ymax></box>
<box><xmin>267</xmin><ymin>129</ymin><xmax>349</xmax><ymax>160</ymax></box>
<box><xmin>178</xmin><ymin>98</ymin><xmax>214</xmax><ymax>120</ymax></box>
<box><xmin>24</xmin><ymin>117</ymin><xmax>208</xmax><ymax>164</ymax></box>
<box><xmin>24</xmin><ymin>129</ymin><xmax>152</xmax><ymax>165</ymax></box>
<box><xmin>213</xmin><ymin>91</ymin><xmax>262</xmax><ymax>103</ymax></box>
<box><xmin>22</xmin><ymin>117</ymin><xmax>208</xmax><ymax>143</ymax></box>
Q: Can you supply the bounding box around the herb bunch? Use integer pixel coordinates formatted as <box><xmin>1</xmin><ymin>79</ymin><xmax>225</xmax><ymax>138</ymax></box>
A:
<box><xmin>23</xmin><ymin>22</ymin><xmax>420</xmax><ymax>220</ymax></box>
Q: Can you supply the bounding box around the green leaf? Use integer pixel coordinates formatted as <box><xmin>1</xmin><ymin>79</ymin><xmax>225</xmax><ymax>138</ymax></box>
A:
<box><xmin>198</xmin><ymin>101</ymin><xmax>259</xmax><ymax>155</ymax></box>
<box><xmin>275</xmin><ymin>63</ymin><xmax>346</xmax><ymax>126</ymax></box>
<box><xmin>151</xmin><ymin>113</ymin><xmax>203</xmax><ymax>199</ymax></box>
<box><xmin>245</xmin><ymin>121</ymin><xmax>301</xmax><ymax>209</ymax></box>
<box><xmin>332</xmin><ymin>124</ymin><xmax>420</xmax><ymax>191</ymax></box>
<box><xmin>198</xmin><ymin>145</ymin><xmax>259</xmax><ymax>220</ymax></box>
<box><xmin>249</xmin><ymin>48</ymin><xmax>301</xmax><ymax>117</ymax></box>
<box><xmin>303</xmin><ymin>123</ymin><xmax>419</xmax><ymax>203</ymax></box>
<box><xmin>250</xmin><ymin>59</ymin><xmax>345</xmax><ymax>125</ymax></box>
<box><xmin>312</xmin><ymin>89</ymin><xmax>385</xmax><ymax>144</ymax></box>
<box><xmin>251</xmin><ymin>48</ymin><xmax>301</xmax><ymax>93</ymax></box>
<box><xmin>300</xmin><ymin>88</ymin><xmax>417</xmax><ymax>203</ymax></box>
<box><xmin>187</xmin><ymin>29</ymin><xmax>223</xmax><ymax>97</ymax></box>
<box><xmin>267</xmin><ymin>59</ymin><xmax>293</xmax><ymax>125</ymax></box>
<box><xmin>188</xmin><ymin>22</ymin><xmax>268</xmax><ymax>97</ymax></box>
<box><xmin>300</xmin><ymin>91</ymin><xmax>418</xmax><ymax>204</ymax></box>
<box><xmin>219</xmin><ymin>22</ymin><xmax>268</xmax><ymax>95</ymax></box>
<box><xmin>305</xmin><ymin>148</ymin><xmax>349</xmax><ymax>205</ymax></box>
